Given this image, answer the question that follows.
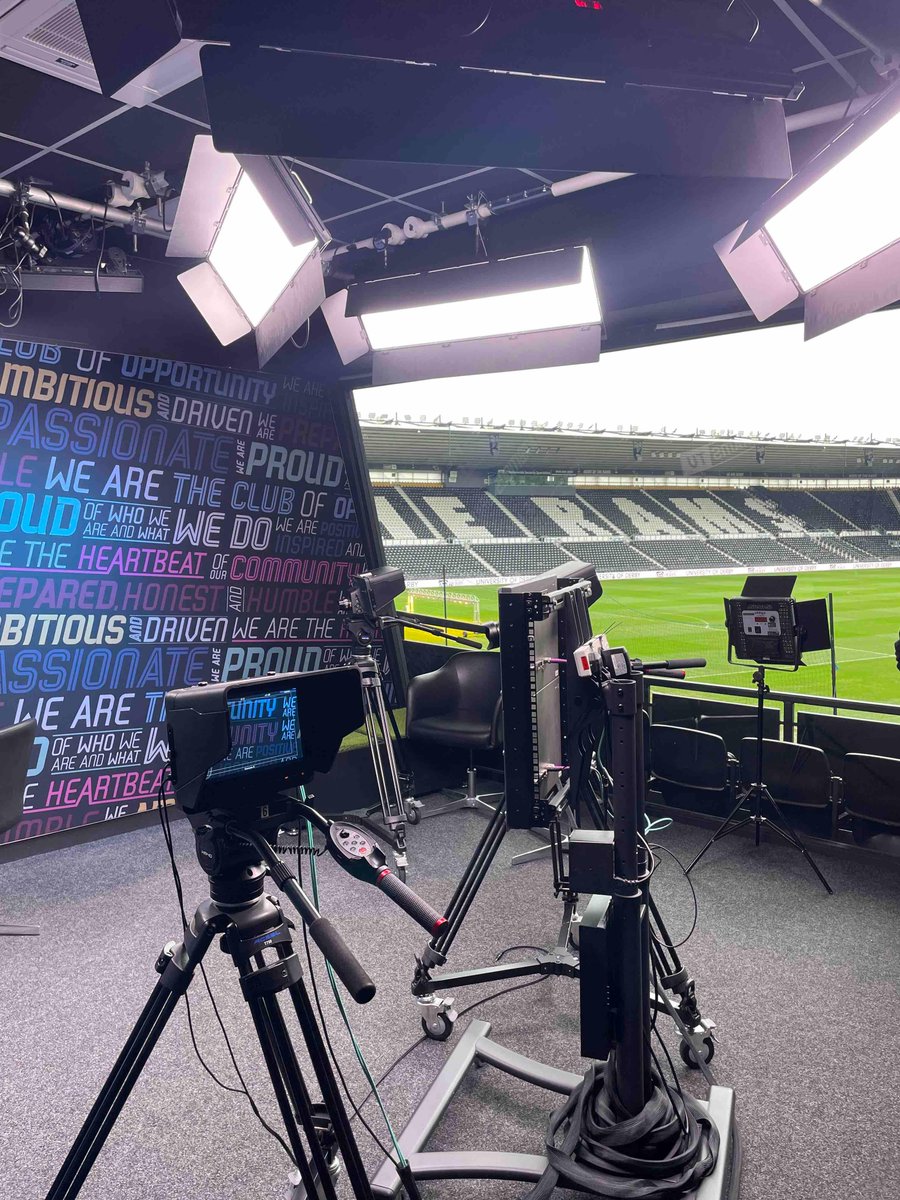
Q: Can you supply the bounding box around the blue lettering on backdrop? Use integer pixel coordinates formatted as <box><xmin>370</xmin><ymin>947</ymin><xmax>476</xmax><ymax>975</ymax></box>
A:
<box><xmin>0</xmin><ymin>341</ymin><xmax>369</xmax><ymax>843</ymax></box>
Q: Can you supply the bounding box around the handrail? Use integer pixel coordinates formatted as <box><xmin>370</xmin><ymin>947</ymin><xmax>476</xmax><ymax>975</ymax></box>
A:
<box><xmin>646</xmin><ymin>677</ymin><xmax>900</xmax><ymax>717</ymax></box>
<box><xmin>645</xmin><ymin>676</ymin><xmax>900</xmax><ymax>742</ymax></box>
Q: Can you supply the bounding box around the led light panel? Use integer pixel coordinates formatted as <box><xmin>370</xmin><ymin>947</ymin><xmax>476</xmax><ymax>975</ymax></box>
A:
<box><xmin>359</xmin><ymin>248</ymin><xmax>601</xmax><ymax>350</ymax></box>
<box><xmin>764</xmin><ymin>109</ymin><xmax>900</xmax><ymax>291</ymax></box>
<box><xmin>167</xmin><ymin>135</ymin><xmax>328</xmax><ymax>364</ymax></box>
<box><xmin>208</xmin><ymin>173</ymin><xmax>317</xmax><ymax>327</ymax></box>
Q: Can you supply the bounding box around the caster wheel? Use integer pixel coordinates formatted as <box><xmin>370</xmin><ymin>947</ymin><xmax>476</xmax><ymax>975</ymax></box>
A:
<box><xmin>679</xmin><ymin>1034</ymin><xmax>715</xmax><ymax>1069</ymax></box>
<box><xmin>421</xmin><ymin>1012</ymin><xmax>455</xmax><ymax>1041</ymax></box>
<box><xmin>406</xmin><ymin>805</ymin><xmax>421</xmax><ymax>826</ymax></box>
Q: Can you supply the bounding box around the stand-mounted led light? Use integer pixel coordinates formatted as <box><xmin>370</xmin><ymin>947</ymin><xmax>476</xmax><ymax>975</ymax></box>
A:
<box><xmin>323</xmin><ymin>245</ymin><xmax>602</xmax><ymax>384</ymax></box>
<box><xmin>167</xmin><ymin>135</ymin><xmax>329</xmax><ymax>365</ymax></box>
<box><xmin>716</xmin><ymin>82</ymin><xmax>900</xmax><ymax>341</ymax></box>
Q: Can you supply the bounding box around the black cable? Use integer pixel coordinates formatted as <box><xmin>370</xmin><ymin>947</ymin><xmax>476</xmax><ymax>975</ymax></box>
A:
<box><xmin>648</xmin><ymin>843</ymin><xmax>699</xmax><ymax>951</ymax></box>
<box><xmin>94</xmin><ymin>198</ymin><xmax>109</xmax><ymax>294</ymax></box>
<box><xmin>155</xmin><ymin>782</ymin><xmax>298</xmax><ymax>1167</ymax></box>
<box><xmin>495</xmin><ymin>945</ymin><xmax>545</xmax><ymax>961</ymax></box>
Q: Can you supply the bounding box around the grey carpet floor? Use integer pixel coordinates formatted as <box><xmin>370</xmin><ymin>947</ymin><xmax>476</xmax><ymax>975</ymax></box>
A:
<box><xmin>1</xmin><ymin>806</ymin><xmax>899</xmax><ymax>1200</ymax></box>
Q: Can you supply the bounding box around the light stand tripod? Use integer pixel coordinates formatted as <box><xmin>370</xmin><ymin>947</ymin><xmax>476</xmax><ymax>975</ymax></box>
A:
<box><xmin>338</xmin><ymin>589</ymin><xmax>421</xmax><ymax>878</ymax></box>
<box><xmin>45</xmin><ymin>816</ymin><xmax>381</xmax><ymax>1200</ymax></box>
<box><xmin>686</xmin><ymin>665</ymin><xmax>833</xmax><ymax>893</ymax></box>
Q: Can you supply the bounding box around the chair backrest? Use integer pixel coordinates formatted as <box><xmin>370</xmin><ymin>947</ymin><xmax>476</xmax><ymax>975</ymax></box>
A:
<box><xmin>0</xmin><ymin>719</ymin><xmax>38</xmax><ymax>835</ymax></box>
<box><xmin>842</xmin><ymin>753</ymin><xmax>900</xmax><ymax>828</ymax></box>
<box><xmin>739</xmin><ymin>738</ymin><xmax>832</xmax><ymax>808</ymax></box>
<box><xmin>449</xmin><ymin>651</ymin><xmax>502</xmax><ymax>723</ymax></box>
<box><xmin>698</xmin><ymin>709</ymin><xmax>780</xmax><ymax>759</ymax></box>
<box><xmin>650</xmin><ymin>724</ymin><xmax>728</xmax><ymax>791</ymax></box>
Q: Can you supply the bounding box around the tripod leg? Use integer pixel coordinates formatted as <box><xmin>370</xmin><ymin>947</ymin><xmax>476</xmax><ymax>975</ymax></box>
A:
<box><xmin>761</xmin><ymin>791</ymin><xmax>834</xmax><ymax>895</ymax></box>
<box><xmin>247</xmin><ymin>989</ymin><xmax>340</xmax><ymax>1200</ymax></box>
<box><xmin>285</xmin><ymin>974</ymin><xmax>376</xmax><ymax>1200</ymax></box>
<box><xmin>685</xmin><ymin>788</ymin><xmax>751</xmax><ymax>875</ymax></box>
<box><xmin>432</xmin><ymin>797</ymin><xmax>507</xmax><ymax>956</ymax></box>
<box><xmin>46</xmin><ymin>915</ymin><xmax>219</xmax><ymax>1200</ymax></box>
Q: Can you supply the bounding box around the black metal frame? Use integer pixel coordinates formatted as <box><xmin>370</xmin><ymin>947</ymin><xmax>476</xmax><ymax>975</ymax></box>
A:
<box><xmin>411</xmin><ymin>577</ymin><xmax>713</xmax><ymax>1063</ymax></box>
<box><xmin>382</xmin><ymin>637</ymin><xmax>737</xmax><ymax>1196</ymax></box>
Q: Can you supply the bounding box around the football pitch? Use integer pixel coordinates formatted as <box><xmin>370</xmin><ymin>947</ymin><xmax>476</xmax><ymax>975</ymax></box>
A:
<box><xmin>403</xmin><ymin>568</ymin><xmax>900</xmax><ymax>709</ymax></box>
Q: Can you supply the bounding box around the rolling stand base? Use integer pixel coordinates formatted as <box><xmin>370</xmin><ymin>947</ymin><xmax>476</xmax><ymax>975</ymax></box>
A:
<box><xmin>419</xmin><ymin>768</ymin><xmax>502</xmax><ymax>821</ymax></box>
<box><xmin>372</xmin><ymin>1020</ymin><xmax>739</xmax><ymax>1199</ymax></box>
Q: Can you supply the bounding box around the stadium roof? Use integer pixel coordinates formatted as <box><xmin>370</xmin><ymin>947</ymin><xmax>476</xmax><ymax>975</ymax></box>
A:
<box><xmin>360</xmin><ymin>421</ymin><xmax>900</xmax><ymax>479</ymax></box>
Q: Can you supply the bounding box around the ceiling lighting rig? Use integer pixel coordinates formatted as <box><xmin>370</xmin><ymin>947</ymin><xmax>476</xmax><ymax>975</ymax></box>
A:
<box><xmin>324</xmin><ymin>244</ymin><xmax>603</xmax><ymax>384</ymax></box>
<box><xmin>166</xmin><ymin>135</ymin><xmax>330</xmax><ymax>366</ymax></box>
<box><xmin>716</xmin><ymin>82</ymin><xmax>900</xmax><ymax>339</ymax></box>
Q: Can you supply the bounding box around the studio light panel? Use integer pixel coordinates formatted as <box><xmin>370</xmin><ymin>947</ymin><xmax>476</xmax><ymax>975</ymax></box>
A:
<box><xmin>325</xmin><ymin>246</ymin><xmax>603</xmax><ymax>384</ymax></box>
<box><xmin>167</xmin><ymin>135</ymin><xmax>328</xmax><ymax>365</ymax></box>
<box><xmin>716</xmin><ymin>83</ymin><xmax>900</xmax><ymax>340</ymax></box>
<box><xmin>359</xmin><ymin>249</ymin><xmax>601</xmax><ymax>350</ymax></box>
<box><xmin>763</xmin><ymin>109</ymin><xmax>900</xmax><ymax>293</ymax></box>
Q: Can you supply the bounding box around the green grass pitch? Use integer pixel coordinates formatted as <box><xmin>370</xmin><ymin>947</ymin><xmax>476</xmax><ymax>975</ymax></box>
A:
<box><xmin>403</xmin><ymin>568</ymin><xmax>900</xmax><ymax>710</ymax></box>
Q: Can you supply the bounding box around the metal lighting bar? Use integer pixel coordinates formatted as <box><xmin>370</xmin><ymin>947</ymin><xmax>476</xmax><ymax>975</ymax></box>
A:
<box><xmin>324</xmin><ymin>246</ymin><xmax>602</xmax><ymax>385</ymax></box>
<box><xmin>0</xmin><ymin>179</ymin><xmax>169</xmax><ymax>239</ymax></box>
<box><xmin>167</xmin><ymin>134</ymin><xmax>329</xmax><ymax>365</ymax></box>
<box><xmin>715</xmin><ymin>81</ymin><xmax>900</xmax><ymax>340</ymax></box>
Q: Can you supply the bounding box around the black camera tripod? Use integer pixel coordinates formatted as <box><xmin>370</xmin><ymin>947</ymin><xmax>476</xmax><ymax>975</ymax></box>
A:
<box><xmin>686</xmin><ymin>665</ymin><xmax>833</xmax><ymax>894</ymax></box>
<box><xmin>45</xmin><ymin>818</ymin><xmax>380</xmax><ymax>1200</ymax></box>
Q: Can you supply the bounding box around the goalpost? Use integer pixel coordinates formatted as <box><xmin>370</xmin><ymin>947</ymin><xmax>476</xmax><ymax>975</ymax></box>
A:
<box><xmin>405</xmin><ymin>588</ymin><xmax>481</xmax><ymax>624</ymax></box>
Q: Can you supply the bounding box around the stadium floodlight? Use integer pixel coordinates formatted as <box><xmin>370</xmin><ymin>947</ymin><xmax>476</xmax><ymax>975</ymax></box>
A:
<box><xmin>167</xmin><ymin>135</ymin><xmax>329</xmax><ymax>366</ymax></box>
<box><xmin>322</xmin><ymin>245</ymin><xmax>602</xmax><ymax>385</ymax></box>
<box><xmin>715</xmin><ymin>82</ymin><xmax>900</xmax><ymax>340</ymax></box>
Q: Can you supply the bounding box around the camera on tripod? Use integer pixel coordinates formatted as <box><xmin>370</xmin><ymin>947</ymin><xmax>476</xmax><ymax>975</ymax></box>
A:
<box><xmin>166</xmin><ymin>666</ymin><xmax>365</xmax><ymax>824</ymax></box>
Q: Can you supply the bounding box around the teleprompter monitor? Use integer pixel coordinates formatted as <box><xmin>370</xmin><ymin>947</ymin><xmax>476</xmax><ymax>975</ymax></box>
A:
<box><xmin>166</xmin><ymin>666</ymin><xmax>365</xmax><ymax>816</ymax></box>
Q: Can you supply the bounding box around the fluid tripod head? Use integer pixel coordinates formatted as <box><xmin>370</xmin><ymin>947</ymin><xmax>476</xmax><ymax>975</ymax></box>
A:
<box><xmin>164</xmin><ymin>668</ymin><xmax>446</xmax><ymax>1002</ymax></box>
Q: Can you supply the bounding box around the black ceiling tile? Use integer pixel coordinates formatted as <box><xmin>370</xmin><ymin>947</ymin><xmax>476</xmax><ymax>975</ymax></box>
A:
<box><xmin>0</xmin><ymin>134</ymin><xmax>40</xmax><ymax>172</ymax></box>
<box><xmin>291</xmin><ymin>168</ymin><xmax>391</xmax><ymax>222</ymax></box>
<box><xmin>64</xmin><ymin>105</ymin><xmax>200</xmax><ymax>180</ymax></box>
<box><xmin>0</xmin><ymin>59</ymin><xmax>123</xmax><ymax>145</ymax></box>
<box><xmin>297</xmin><ymin>157</ymin><xmax>480</xmax><ymax>197</ymax></box>
<box><xmin>154</xmin><ymin>78</ymin><xmax>210</xmax><ymax>123</ymax></box>
<box><xmin>16</xmin><ymin>152</ymin><xmax>118</xmax><ymax>203</ymax></box>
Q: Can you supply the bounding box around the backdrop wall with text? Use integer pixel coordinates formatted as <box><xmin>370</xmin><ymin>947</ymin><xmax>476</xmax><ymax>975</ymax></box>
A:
<box><xmin>0</xmin><ymin>338</ymin><xmax>374</xmax><ymax>843</ymax></box>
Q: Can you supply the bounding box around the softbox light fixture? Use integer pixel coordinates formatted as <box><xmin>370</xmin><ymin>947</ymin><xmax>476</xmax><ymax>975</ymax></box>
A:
<box><xmin>323</xmin><ymin>246</ymin><xmax>602</xmax><ymax>385</ymax></box>
<box><xmin>715</xmin><ymin>83</ymin><xmax>900</xmax><ymax>341</ymax></box>
<box><xmin>167</xmin><ymin>135</ymin><xmax>329</xmax><ymax>366</ymax></box>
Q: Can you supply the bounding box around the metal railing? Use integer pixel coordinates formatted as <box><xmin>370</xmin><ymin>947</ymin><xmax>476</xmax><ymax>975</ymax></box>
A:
<box><xmin>646</xmin><ymin>676</ymin><xmax>900</xmax><ymax>742</ymax></box>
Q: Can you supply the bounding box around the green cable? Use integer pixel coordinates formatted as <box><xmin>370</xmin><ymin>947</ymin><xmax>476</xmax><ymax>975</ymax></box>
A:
<box><xmin>302</xmin><ymin>807</ymin><xmax>409</xmax><ymax>1170</ymax></box>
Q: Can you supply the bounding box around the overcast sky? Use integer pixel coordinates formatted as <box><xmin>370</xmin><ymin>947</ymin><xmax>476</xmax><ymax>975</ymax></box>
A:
<box><xmin>356</xmin><ymin>310</ymin><xmax>897</xmax><ymax>443</ymax></box>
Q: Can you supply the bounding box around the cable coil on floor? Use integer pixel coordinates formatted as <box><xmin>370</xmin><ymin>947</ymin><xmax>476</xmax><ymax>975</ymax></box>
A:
<box><xmin>524</xmin><ymin>1050</ymin><xmax>720</xmax><ymax>1199</ymax></box>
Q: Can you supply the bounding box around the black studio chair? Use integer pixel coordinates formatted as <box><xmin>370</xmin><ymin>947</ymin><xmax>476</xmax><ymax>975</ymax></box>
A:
<box><xmin>841</xmin><ymin>753</ymin><xmax>900</xmax><ymax>843</ymax></box>
<box><xmin>738</xmin><ymin>738</ymin><xmax>841</xmax><ymax>838</ymax></box>
<box><xmin>650</xmin><ymin>724</ymin><xmax>737</xmax><ymax>810</ymax></box>
<box><xmin>406</xmin><ymin>651</ymin><xmax>503</xmax><ymax>819</ymax></box>
<box><xmin>0</xmin><ymin>718</ymin><xmax>39</xmax><ymax>937</ymax></box>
